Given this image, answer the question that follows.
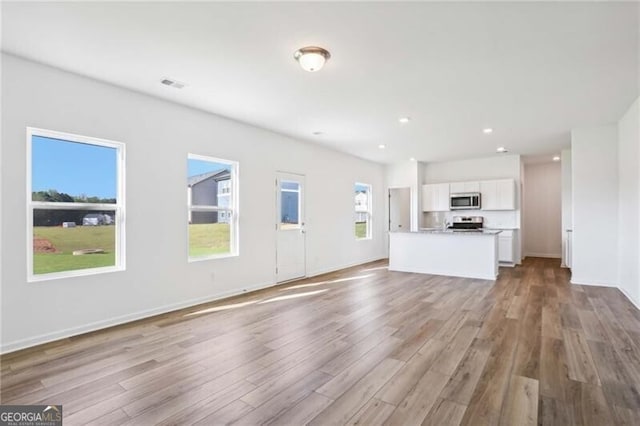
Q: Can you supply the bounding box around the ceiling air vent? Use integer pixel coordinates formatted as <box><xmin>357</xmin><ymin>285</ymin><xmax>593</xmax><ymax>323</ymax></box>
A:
<box><xmin>160</xmin><ymin>78</ymin><xmax>185</xmax><ymax>89</ymax></box>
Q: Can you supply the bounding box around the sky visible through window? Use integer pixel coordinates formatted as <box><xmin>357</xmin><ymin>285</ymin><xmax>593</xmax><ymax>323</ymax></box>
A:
<box><xmin>188</xmin><ymin>158</ymin><xmax>230</xmax><ymax>177</ymax></box>
<box><xmin>32</xmin><ymin>136</ymin><xmax>117</xmax><ymax>199</ymax></box>
<box><xmin>355</xmin><ymin>183</ymin><xmax>369</xmax><ymax>193</ymax></box>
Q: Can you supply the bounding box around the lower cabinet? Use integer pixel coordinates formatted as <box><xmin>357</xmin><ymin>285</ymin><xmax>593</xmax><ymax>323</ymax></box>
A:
<box><xmin>498</xmin><ymin>230</ymin><xmax>514</xmax><ymax>263</ymax></box>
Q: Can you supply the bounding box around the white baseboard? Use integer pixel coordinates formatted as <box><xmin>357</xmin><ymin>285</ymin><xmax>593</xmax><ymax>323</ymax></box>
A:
<box><xmin>619</xmin><ymin>287</ymin><xmax>640</xmax><ymax>311</ymax></box>
<box><xmin>306</xmin><ymin>256</ymin><xmax>386</xmax><ymax>278</ymax></box>
<box><xmin>524</xmin><ymin>252</ymin><xmax>562</xmax><ymax>259</ymax></box>
<box><xmin>388</xmin><ymin>266</ymin><xmax>496</xmax><ymax>281</ymax></box>
<box><xmin>0</xmin><ymin>280</ymin><xmax>274</xmax><ymax>354</ymax></box>
<box><xmin>1</xmin><ymin>257</ymin><xmax>387</xmax><ymax>355</ymax></box>
<box><xmin>570</xmin><ymin>278</ymin><xmax>618</xmax><ymax>288</ymax></box>
<box><xmin>569</xmin><ymin>278</ymin><xmax>640</xmax><ymax>312</ymax></box>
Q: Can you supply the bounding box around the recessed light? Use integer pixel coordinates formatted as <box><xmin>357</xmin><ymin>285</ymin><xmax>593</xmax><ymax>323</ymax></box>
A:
<box><xmin>483</xmin><ymin>128</ymin><xmax>494</xmax><ymax>134</ymax></box>
<box><xmin>496</xmin><ymin>147</ymin><xmax>508</xmax><ymax>153</ymax></box>
<box><xmin>378</xmin><ymin>144</ymin><xmax>386</xmax><ymax>149</ymax></box>
<box><xmin>553</xmin><ymin>156</ymin><xmax>561</xmax><ymax>162</ymax></box>
<box><xmin>312</xmin><ymin>131</ymin><xmax>324</xmax><ymax>136</ymax></box>
<box><xmin>409</xmin><ymin>157</ymin><xmax>416</xmax><ymax>162</ymax></box>
<box><xmin>399</xmin><ymin>117</ymin><xmax>411</xmax><ymax>124</ymax></box>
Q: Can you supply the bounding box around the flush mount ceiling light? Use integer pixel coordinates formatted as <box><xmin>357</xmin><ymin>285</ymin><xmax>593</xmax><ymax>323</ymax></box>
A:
<box><xmin>399</xmin><ymin>117</ymin><xmax>411</xmax><ymax>124</ymax></box>
<box><xmin>409</xmin><ymin>157</ymin><xmax>417</xmax><ymax>162</ymax></box>
<box><xmin>553</xmin><ymin>155</ymin><xmax>561</xmax><ymax>161</ymax></box>
<box><xmin>293</xmin><ymin>46</ymin><xmax>331</xmax><ymax>72</ymax></box>
<box><xmin>496</xmin><ymin>146</ymin><xmax>508</xmax><ymax>153</ymax></box>
<box><xmin>378</xmin><ymin>144</ymin><xmax>386</xmax><ymax>149</ymax></box>
<box><xmin>483</xmin><ymin>128</ymin><xmax>494</xmax><ymax>134</ymax></box>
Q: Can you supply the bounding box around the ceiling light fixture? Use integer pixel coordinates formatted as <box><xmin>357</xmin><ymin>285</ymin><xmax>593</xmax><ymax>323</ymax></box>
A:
<box><xmin>378</xmin><ymin>144</ymin><xmax>386</xmax><ymax>149</ymax></box>
<box><xmin>399</xmin><ymin>117</ymin><xmax>411</xmax><ymax>124</ymax></box>
<box><xmin>293</xmin><ymin>46</ymin><xmax>331</xmax><ymax>72</ymax></box>
<box><xmin>483</xmin><ymin>128</ymin><xmax>494</xmax><ymax>134</ymax></box>
<box><xmin>312</xmin><ymin>131</ymin><xmax>324</xmax><ymax>136</ymax></box>
<box><xmin>496</xmin><ymin>147</ymin><xmax>508</xmax><ymax>153</ymax></box>
<box><xmin>409</xmin><ymin>157</ymin><xmax>416</xmax><ymax>162</ymax></box>
<box><xmin>553</xmin><ymin>155</ymin><xmax>561</xmax><ymax>162</ymax></box>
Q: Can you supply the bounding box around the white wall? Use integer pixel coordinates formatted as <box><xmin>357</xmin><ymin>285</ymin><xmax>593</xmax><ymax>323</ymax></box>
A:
<box><xmin>422</xmin><ymin>154</ymin><xmax>522</xmax><ymax>185</ymax></box>
<box><xmin>421</xmin><ymin>154</ymin><xmax>522</xmax><ymax>260</ymax></box>
<box><xmin>618</xmin><ymin>98</ymin><xmax>640</xmax><ymax>306</ymax></box>
<box><xmin>0</xmin><ymin>54</ymin><xmax>387</xmax><ymax>353</ymax></box>
<box><xmin>523</xmin><ymin>162</ymin><xmax>562</xmax><ymax>258</ymax></box>
<box><xmin>561</xmin><ymin>149</ymin><xmax>572</xmax><ymax>267</ymax></box>
<box><xmin>571</xmin><ymin>125</ymin><xmax>619</xmax><ymax>286</ymax></box>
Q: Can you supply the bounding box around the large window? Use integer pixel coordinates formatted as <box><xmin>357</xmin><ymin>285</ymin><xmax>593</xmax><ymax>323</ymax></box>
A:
<box><xmin>187</xmin><ymin>154</ymin><xmax>238</xmax><ymax>260</ymax></box>
<box><xmin>27</xmin><ymin>128</ymin><xmax>125</xmax><ymax>281</ymax></box>
<box><xmin>355</xmin><ymin>183</ymin><xmax>372</xmax><ymax>239</ymax></box>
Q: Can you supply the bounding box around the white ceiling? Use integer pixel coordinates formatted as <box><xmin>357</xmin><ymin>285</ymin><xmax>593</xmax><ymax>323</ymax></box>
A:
<box><xmin>2</xmin><ymin>1</ymin><xmax>638</xmax><ymax>164</ymax></box>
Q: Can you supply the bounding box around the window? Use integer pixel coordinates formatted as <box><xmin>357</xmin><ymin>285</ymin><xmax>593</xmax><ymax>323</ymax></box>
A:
<box><xmin>27</xmin><ymin>128</ymin><xmax>125</xmax><ymax>281</ymax></box>
<box><xmin>280</xmin><ymin>181</ymin><xmax>301</xmax><ymax>230</ymax></box>
<box><xmin>188</xmin><ymin>154</ymin><xmax>238</xmax><ymax>260</ymax></box>
<box><xmin>355</xmin><ymin>183</ymin><xmax>372</xmax><ymax>239</ymax></box>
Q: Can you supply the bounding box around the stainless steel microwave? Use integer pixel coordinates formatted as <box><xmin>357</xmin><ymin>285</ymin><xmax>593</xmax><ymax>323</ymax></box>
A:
<box><xmin>450</xmin><ymin>193</ymin><xmax>481</xmax><ymax>210</ymax></box>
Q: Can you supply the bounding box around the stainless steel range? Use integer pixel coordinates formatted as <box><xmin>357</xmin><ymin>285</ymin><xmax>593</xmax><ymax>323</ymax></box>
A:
<box><xmin>448</xmin><ymin>216</ymin><xmax>483</xmax><ymax>232</ymax></box>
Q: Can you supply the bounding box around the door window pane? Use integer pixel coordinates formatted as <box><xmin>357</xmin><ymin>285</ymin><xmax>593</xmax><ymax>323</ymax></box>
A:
<box><xmin>280</xmin><ymin>181</ymin><xmax>300</xmax><ymax>229</ymax></box>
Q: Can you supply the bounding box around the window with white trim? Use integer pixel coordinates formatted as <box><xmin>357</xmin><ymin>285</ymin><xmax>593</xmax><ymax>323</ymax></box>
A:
<box><xmin>355</xmin><ymin>183</ymin><xmax>372</xmax><ymax>239</ymax></box>
<box><xmin>187</xmin><ymin>154</ymin><xmax>238</xmax><ymax>260</ymax></box>
<box><xmin>27</xmin><ymin>128</ymin><xmax>125</xmax><ymax>281</ymax></box>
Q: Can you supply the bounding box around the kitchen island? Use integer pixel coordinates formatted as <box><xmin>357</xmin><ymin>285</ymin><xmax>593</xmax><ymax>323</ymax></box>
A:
<box><xmin>389</xmin><ymin>229</ymin><xmax>502</xmax><ymax>280</ymax></box>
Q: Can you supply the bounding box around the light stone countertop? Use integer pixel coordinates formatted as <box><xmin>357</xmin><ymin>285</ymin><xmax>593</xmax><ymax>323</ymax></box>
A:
<box><xmin>408</xmin><ymin>228</ymin><xmax>503</xmax><ymax>235</ymax></box>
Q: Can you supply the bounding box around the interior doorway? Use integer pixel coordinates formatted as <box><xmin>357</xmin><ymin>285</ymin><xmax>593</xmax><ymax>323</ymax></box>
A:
<box><xmin>389</xmin><ymin>187</ymin><xmax>411</xmax><ymax>232</ymax></box>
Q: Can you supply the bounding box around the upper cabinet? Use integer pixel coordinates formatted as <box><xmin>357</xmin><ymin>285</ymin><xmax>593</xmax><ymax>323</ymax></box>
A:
<box><xmin>423</xmin><ymin>178</ymin><xmax>515</xmax><ymax>212</ymax></box>
<box><xmin>480</xmin><ymin>179</ymin><xmax>515</xmax><ymax>210</ymax></box>
<box><xmin>450</xmin><ymin>181</ymin><xmax>480</xmax><ymax>194</ymax></box>
<box><xmin>422</xmin><ymin>183</ymin><xmax>450</xmax><ymax>212</ymax></box>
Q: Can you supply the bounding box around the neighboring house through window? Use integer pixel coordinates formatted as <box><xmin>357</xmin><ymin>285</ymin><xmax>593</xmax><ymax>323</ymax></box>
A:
<box><xmin>355</xmin><ymin>183</ymin><xmax>372</xmax><ymax>239</ymax></box>
<box><xmin>27</xmin><ymin>128</ymin><xmax>125</xmax><ymax>281</ymax></box>
<box><xmin>187</xmin><ymin>154</ymin><xmax>238</xmax><ymax>260</ymax></box>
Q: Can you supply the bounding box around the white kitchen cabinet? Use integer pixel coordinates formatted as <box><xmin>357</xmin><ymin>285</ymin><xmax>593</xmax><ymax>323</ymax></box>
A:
<box><xmin>450</xmin><ymin>181</ymin><xmax>480</xmax><ymax>194</ymax></box>
<box><xmin>498</xmin><ymin>230</ymin><xmax>514</xmax><ymax>263</ymax></box>
<box><xmin>480</xmin><ymin>179</ymin><xmax>515</xmax><ymax>210</ymax></box>
<box><xmin>422</xmin><ymin>183</ymin><xmax>450</xmax><ymax>212</ymax></box>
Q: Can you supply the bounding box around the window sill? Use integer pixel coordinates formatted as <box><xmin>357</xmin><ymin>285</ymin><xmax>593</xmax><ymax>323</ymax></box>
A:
<box><xmin>188</xmin><ymin>253</ymin><xmax>239</xmax><ymax>263</ymax></box>
<box><xmin>28</xmin><ymin>265</ymin><xmax>125</xmax><ymax>283</ymax></box>
<box><xmin>356</xmin><ymin>237</ymin><xmax>373</xmax><ymax>241</ymax></box>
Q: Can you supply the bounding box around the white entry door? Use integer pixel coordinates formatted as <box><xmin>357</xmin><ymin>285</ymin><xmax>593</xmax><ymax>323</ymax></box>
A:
<box><xmin>276</xmin><ymin>172</ymin><xmax>306</xmax><ymax>282</ymax></box>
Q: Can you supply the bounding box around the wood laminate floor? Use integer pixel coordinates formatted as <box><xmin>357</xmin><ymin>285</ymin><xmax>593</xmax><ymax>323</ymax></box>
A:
<box><xmin>2</xmin><ymin>258</ymin><xmax>640</xmax><ymax>425</ymax></box>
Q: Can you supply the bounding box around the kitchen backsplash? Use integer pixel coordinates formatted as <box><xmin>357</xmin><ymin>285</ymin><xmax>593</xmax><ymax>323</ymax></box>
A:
<box><xmin>423</xmin><ymin>210</ymin><xmax>520</xmax><ymax>229</ymax></box>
